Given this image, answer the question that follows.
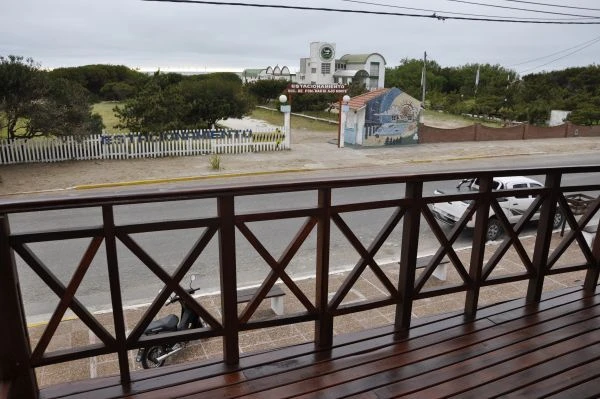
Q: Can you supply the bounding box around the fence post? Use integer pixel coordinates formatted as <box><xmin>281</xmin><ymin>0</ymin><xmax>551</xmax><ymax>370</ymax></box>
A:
<box><xmin>0</xmin><ymin>214</ymin><xmax>38</xmax><ymax>398</ymax></box>
<box><xmin>395</xmin><ymin>181</ymin><xmax>423</xmax><ymax>333</ymax></box>
<box><xmin>527</xmin><ymin>172</ymin><xmax>561</xmax><ymax>302</ymax></box>
<box><xmin>315</xmin><ymin>188</ymin><xmax>333</xmax><ymax>348</ymax></box>
<box><xmin>217</xmin><ymin>196</ymin><xmax>240</xmax><ymax>365</ymax></box>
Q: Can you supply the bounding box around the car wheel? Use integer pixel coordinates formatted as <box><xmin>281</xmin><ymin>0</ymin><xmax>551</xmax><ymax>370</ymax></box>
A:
<box><xmin>487</xmin><ymin>218</ymin><xmax>504</xmax><ymax>241</ymax></box>
<box><xmin>552</xmin><ymin>209</ymin><xmax>564</xmax><ymax>229</ymax></box>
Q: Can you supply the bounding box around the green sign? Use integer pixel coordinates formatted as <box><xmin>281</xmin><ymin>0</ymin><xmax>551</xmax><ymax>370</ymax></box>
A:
<box><xmin>320</xmin><ymin>44</ymin><xmax>335</xmax><ymax>61</ymax></box>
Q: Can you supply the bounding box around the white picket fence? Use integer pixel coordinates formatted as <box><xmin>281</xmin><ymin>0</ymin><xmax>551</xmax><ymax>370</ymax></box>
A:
<box><xmin>0</xmin><ymin>129</ymin><xmax>286</xmax><ymax>165</ymax></box>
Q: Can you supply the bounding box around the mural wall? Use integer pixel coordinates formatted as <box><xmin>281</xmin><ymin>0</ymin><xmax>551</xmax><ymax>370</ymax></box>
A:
<box><xmin>345</xmin><ymin>88</ymin><xmax>421</xmax><ymax>147</ymax></box>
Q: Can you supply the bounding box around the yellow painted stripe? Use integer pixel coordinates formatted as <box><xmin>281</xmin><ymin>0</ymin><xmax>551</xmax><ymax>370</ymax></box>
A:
<box><xmin>73</xmin><ymin>169</ymin><xmax>310</xmax><ymax>190</ymax></box>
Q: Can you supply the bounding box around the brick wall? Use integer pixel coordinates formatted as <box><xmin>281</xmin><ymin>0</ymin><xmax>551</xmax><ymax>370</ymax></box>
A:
<box><xmin>476</xmin><ymin>125</ymin><xmax>523</xmax><ymax>141</ymax></box>
<box><xmin>524</xmin><ymin>124</ymin><xmax>567</xmax><ymax>139</ymax></box>
<box><xmin>419</xmin><ymin>125</ymin><xmax>475</xmax><ymax>143</ymax></box>
<box><xmin>569</xmin><ymin>124</ymin><xmax>600</xmax><ymax>137</ymax></box>
<box><xmin>419</xmin><ymin>122</ymin><xmax>600</xmax><ymax>144</ymax></box>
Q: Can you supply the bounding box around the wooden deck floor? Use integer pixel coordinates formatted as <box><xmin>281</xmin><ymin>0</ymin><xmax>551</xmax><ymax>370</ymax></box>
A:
<box><xmin>41</xmin><ymin>286</ymin><xmax>600</xmax><ymax>399</ymax></box>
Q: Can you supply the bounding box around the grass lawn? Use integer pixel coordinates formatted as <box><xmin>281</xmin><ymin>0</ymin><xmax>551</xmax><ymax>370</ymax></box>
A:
<box><xmin>251</xmin><ymin>108</ymin><xmax>337</xmax><ymax>132</ymax></box>
<box><xmin>0</xmin><ymin>114</ymin><xmax>28</xmax><ymax>139</ymax></box>
<box><xmin>4</xmin><ymin>103</ymin><xmax>500</xmax><ymax>139</ymax></box>
<box><xmin>423</xmin><ymin>109</ymin><xmax>502</xmax><ymax>128</ymax></box>
<box><xmin>92</xmin><ymin>101</ymin><xmax>125</xmax><ymax>133</ymax></box>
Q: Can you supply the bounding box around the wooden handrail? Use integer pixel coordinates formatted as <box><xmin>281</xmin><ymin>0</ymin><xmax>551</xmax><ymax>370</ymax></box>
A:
<box><xmin>1</xmin><ymin>166</ymin><xmax>599</xmax><ymax>398</ymax></box>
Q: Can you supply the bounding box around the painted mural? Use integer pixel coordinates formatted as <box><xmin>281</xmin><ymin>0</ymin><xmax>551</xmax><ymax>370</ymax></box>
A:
<box><xmin>362</xmin><ymin>88</ymin><xmax>421</xmax><ymax>146</ymax></box>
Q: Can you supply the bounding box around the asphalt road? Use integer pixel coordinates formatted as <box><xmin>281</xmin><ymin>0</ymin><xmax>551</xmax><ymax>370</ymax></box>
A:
<box><xmin>8</xmin><ymin>153</ymin><xmax>600</xmax><ymax>321</ymax></box>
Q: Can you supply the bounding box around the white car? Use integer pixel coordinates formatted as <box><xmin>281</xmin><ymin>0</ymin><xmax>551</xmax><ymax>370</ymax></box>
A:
<box><xmin>431</xmin><ymin>176</ymin><xmax>564</xmax><ymax>241</ymax></box>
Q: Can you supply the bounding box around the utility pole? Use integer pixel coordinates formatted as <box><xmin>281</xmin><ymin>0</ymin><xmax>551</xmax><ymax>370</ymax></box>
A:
<box><xmin>421</xmin><ymin>51</ymin><xmax>427</xmax><ymax>107</ymax></box>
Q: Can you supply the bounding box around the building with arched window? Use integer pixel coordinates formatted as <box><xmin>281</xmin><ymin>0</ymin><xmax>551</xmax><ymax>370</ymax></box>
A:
<box><xmin>241</xmin><ymin>65</ymin><xmax>294</xmax><ymax>84</ymax></box>
<box><xmin>298</xmin><ymin>42</ymin><xmax>386</xmax><ymax>90</ymax></box>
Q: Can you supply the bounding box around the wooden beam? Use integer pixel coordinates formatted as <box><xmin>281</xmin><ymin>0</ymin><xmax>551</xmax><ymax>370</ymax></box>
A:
<box><xmin>0</xmin><ymin>215</ymin><xmax>37</xmax><ymax>398</ymax></box>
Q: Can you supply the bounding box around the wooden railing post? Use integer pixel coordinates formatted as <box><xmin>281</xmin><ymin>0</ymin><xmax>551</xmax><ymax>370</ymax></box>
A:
<box><xmin>395</xmin><ymin>181</ymin><xmax>423</xmax><ymax>333</ymax></box>
<box><xmin>315</xmin><ymin>188</ymin><xmax>333</xmax><ymax>348</ymax></box>
<box><xmin>527</xmin><ymin>172</ymin><xmax>561</xmax><ymax>302</ymax></box>
<box><xmin>217</xmin><ymin>195</ymin><xmax>240</xmax><ymax>365</ymax></box>
<box><xmin>465</xmin><ymin>176</ymin><xmax>493</xmax><ymax>319</ymax></box>
<box><xmin>0</xmin><ymin>214</ymin><xmax>38</xmax><ymax>399</ymax></box>
<box><xmin>102</xmin><ymin>206</ymin><xmax>130</xmax><ymax>385</ymax></box>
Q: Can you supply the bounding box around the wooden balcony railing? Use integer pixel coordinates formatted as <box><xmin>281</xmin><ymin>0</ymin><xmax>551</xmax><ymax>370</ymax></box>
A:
<box><xmin>1</xmin><ymin>166</ymin><xmax>599</xmax><ymax>398</ymax></box>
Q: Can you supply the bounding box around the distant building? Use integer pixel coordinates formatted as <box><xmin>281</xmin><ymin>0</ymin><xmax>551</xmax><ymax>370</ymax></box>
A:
<box><xmin>240</xmin><ymin>65</ymin><xmax>294</xmax><ymax>84</ymax></box>
<box><xmin>298</xmin><ymin>42</ymin><xmax>386</xmax><ymax>90</ymax></box>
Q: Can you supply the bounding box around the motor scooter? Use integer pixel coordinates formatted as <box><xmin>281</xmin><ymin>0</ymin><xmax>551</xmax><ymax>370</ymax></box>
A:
<box><xmin>136</xmin><ymin>274</ymin><xmax>205</xmax><ymax>369</ymax></box>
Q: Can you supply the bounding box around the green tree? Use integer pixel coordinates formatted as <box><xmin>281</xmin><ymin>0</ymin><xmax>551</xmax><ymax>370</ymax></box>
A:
<box><xmin>247</xmin><ymin>79</ymin><xmax>289</xmax><ymax>104</ymax></box>
<box><xmin>114</xmin><ymin>72</ymin><xmax>253</xmax><ymax>133</ymax></box>
<box><xmin>100</xmin><ymin>81</ymin><xmax>137</xmax><ymax>101</ymax></box>
<box><xmin>347</xmin><ymin>79</ymin><xmax>368</xmax><ymax>97</ymax></box>
<box><xmin>50</xmin><ymin>64</ymin><xmax>148</xmax><ymax>100</ymax></box>
<box><xmin>25</xmin><ymin>78</ymin><xmax>104</xmax><ymax>137</ymax></box>
<box><xmin>0</xmin><ymin>55</ymin><xmax>102</xmax><ymax>139</ymax></box>
<box><xmin>0</xmin><ymin>55</ymin><xmax>46</xmax><ymax>139</ymax></box>
<box><xmin>114</xmin><ymin>74</ymin><xmax>185</xmax><ymax>133</ymax></box>
<box><xmin>288</xmin><ymin>93</ymin><xmax>337</xmax><ymax>113</ymax></box>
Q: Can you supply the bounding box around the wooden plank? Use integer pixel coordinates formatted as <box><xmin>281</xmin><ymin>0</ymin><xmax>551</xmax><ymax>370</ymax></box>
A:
<box><xmin>454</xmin><ymin>346</ymin><xmax>600</xmax><ymax>398</ymax></box>
<box><xmin>39</xmin><ymin>287</ymin><xmax>587</xmax><ymax>399</ymax></box>
<box><xmin>243</xmin><ymin>310</ymin><xmax>600</xmax><ymax>398</ymax></box>
<box><xmin>523</xmin><ymin>362</ymin><xmax>600</xmax><ymax>399</ymax></box>
<box><xmin>386</xmin><ymin>321</ymin><xmax>600</xmax><ymax>398</ymax></box>
<box><xmin>230</xmin><ymin>292</ymin><xmax>600</xmax><ymax>398</ymax></box>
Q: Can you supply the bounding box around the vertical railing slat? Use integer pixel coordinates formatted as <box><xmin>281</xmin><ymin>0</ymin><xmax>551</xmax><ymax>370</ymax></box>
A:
<box><xmin>527</xmin><ymin>172</ymin><xmax>562</xmax><ymax>302</ymax></box>
<box><xmin>465</xmin><ymin>176</ymin><xmax>493</xmax><ymax>319</ymax></box>
<box><xmin>0</xmin><ymin>214</ymin><xmax>38</xmax><ymax>398</ymax></box>
<box><xmin>315</xmin><ymin>188</ymin><xmax>333</xmax><ymax>348</ymax></box>
<box><xmin>394</xmin><ymin>181</ymin><xmax>423</xmax><ymax>332</ymax></box>
<box><xmin>101</xmin><ymin>206</ymin><xmax>131</xmax><ymax>384</ymax></box>
<box><xmin>217</xmin><ymin>195</ymin><xmax>240</xmax><ymax>365</ymax></box>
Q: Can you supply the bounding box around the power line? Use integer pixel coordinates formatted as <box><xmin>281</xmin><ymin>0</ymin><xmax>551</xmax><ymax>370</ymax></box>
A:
<box><xmin>518</xmin><ymin>36</ymin><xmax>600</xmax><ymax>73</ymax></box>
<box><xmin>142</xmin><ymin>0</ymin><xmax>600</xmax><ymax>24</ymax></box>
<box><xmin>510</xmin><ymin>34</ymin><xmax>600</xmax><ymax>67</ymax></box>
<box><xmin>340</xmin><ymin>0</ymin><xmax>598</xmax><ymax>21</ymax></box>
<box><xmin>501</xmin><ymin>0</ymin><xmax>600</xmax><ymax>12</ymax></box>
<box><xmin>441</xmin><ymin>0</ymin><xmax>600</xmax><ymax>18</ymax></box>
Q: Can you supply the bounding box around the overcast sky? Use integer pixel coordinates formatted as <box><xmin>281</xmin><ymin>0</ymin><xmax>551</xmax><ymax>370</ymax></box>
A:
<box><xmin>2</xmin><ymin>0</ymin><xmax>599</xmax><ymax>75</ymax></box>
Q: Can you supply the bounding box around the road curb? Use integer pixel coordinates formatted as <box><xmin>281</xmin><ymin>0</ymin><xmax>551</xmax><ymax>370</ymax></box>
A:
<box><xmin>73</xmin><ymin>168</ymin><xmax>310</xmax><ymax>190</ymax></box>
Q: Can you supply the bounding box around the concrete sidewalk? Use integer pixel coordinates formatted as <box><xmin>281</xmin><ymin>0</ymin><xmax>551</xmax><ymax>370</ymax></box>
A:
<box><xmin>80</xmin><ymin>136</ymin><xmax>600</xmax><ymax>189</ymax></box>
<box><xmin>1</xmin><ymin>135</ymin><xmax>599</xmax><ymax>196</ymax></box>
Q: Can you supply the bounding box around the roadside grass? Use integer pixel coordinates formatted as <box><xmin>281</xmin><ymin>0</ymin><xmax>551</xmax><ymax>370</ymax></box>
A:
<box><xmin>0</xmin><ymin>114</ymin><xmax>28</xmax><ymax>139</ymax></box>
<box><xmin>92</xmin><ymin>101</ymin><xmax>126</xmax><ymax>133</ymax></box>
<box><xmin>251</xmin><ymin>108</ymin><xmax>337</xmax><ymax>132</ymax></box>
<box><xmin>4</xmin><ymin>103</ymin><xmax>501</xmax><ymax>139</ymax></box>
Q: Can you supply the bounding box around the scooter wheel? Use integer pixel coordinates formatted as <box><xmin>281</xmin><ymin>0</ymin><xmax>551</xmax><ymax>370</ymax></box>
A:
<box><xmin>141</xmin><ymin>345</ymin><xmax>167</xmax><ymax>369</ymax></box>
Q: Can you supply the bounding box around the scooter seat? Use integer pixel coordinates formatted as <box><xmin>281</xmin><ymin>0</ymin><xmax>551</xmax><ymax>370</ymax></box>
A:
<box><xmin>145</xmin><ymin>314</ymin><xmax>179</xmax><ymax>334</ymax></box>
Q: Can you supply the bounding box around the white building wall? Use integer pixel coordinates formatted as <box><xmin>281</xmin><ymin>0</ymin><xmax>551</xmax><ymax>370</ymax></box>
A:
<box><xmin>344</xmin><ymin>108</ymin><xmax>367</xmax><ymax>145</ymax></box>
<box><xmin>300</xmin><ymin>42</ymin><xmax>337</xmax><ymax>84</ymax></box>
<box><xmin>365</xmin><ymin>54</ymin><xmax>386</xmax><ymax>89</ymax></box>
<box><xmin>296</xmin><ymin>42</ymin><xmax>386</xmax><ymax>88</ymax></box>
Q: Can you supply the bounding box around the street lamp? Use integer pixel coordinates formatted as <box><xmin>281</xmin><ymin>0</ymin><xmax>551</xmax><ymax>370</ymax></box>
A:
<box><xmin>279</xmin><ymin>94</ymin><xmax>291</xmax><ymax>149</ymax></box>
<box><xmin>338</xmin><ymin>94</ymin><xmax>351</xmax><ymax>148</ymax></box>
